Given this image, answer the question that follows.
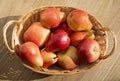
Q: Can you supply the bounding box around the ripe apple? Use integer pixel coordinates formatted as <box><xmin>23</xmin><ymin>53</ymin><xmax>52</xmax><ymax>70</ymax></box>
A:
<box><xmin>23</xmin><ymin>22</ymin><xmax>50</xmax><ymax>47</ymax></box>
<box><xmin>41</xmin><ymin>49</ymin><xmax>58</xmax><ymax>68</ymax></box>
<box><xmin>70</xmin><ymin>31</ymin><xmax>95</xmax><ymax>46</ymax></box>
<box><xmin>77</xmin><ymin>38</ymin><xmax>100</xmax><ymax>63</ymax></box>
<box><xmin>18</xmin><ymin>42</ymin><xmax>43</xmax><ymax>67</ymax></box>
<box><xmin>57</xmin><ymin>22</ymin><xmax>71</xmax><ymax>35</ymax></box>
<box><xmin>67</xmin><ymin>9</ymin><xmax>92</xmax><ymax>31</ymax></box>
<box><xmin>40</xmin><ymin>7</ymin><xmax>61</xmax><ymax>28</ymax></box>
<box><xmin>45</xmin><ymin>29</ymin><xmax>70</xmax><ymax>52</ymax></box>
<box><xmin>57</xmin><ymin>46</ymin><xmax>79</xmax><ymax>70</ymax></box>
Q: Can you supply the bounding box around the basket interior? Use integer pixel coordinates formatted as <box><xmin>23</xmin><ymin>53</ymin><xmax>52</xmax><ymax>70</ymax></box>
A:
<box><xmin>15</xmin><ymin>6</ymin><xmax>107</xmax><ymax>75</ymax></box>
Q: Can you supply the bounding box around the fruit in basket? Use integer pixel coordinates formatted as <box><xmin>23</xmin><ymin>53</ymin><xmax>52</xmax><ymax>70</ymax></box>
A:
<box><xmin>45</xmin><ymin>29</ymin><xmax>70</xmax><ymax>52</ymax></box>
<box><xmin>40</xmin><ymin>7</ymin><xmax>61</xmax><ymax>28</ymax></box>
<box><xmin>57</xmin><ymin>22</ymin><xmax>71</xmax><ymax>35</ymax></box>
<box><xmin>23</xmin><ymin>22</ymin><xmax>50</xmax><ymax>47</ymax></box>
<box><xmin>18</xmin><ymin>42</ymin><xmax>43</xmax><ymax>66</ymax></box>
<box><xmin>3</xmin><ymin>6</ymin><xmax>115</xmax><ymax>75</ymax></box>
<box><xmin>41</xmin><ymin>49</ymin><xmax>58</xmax><ymax>68</ymax></box>
<box><xmin>59</xmin><ymin>11</ymin><xmax>66</xmax><ymax>22</ymax></box>
<box><xmin>77</xmin><ymin>38</ymin><xmax>100</xmax><ymax>63</ymax></box>
<box><xmin>70</xmin><ymin>31</ymin><xmax>95</xmax><ymax>46</ymax></box>
<box><xmin>67</xmin><ymin>9</ymin><xmax>92</xmax><ymax>31</ymax></box>
<box><xmin>57</xmin><ymin>46</ymin><xmax>79</xmax><ymax>70</ymax></box>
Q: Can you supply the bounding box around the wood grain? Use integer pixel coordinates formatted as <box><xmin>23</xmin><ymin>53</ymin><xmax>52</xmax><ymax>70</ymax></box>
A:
<box><xmin>0</xmin><ymin>0</ymin><xmax>120</xmax><ymax>81</ymax></box>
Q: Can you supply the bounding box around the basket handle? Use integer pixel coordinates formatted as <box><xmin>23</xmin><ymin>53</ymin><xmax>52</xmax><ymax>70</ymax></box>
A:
<box><xmin>3</xmin><ymin>20</ymin><xmax>18</xmax><ymax>54</ymax></box>
<box><xmin>99</xmin><ymin>27</ymin><xmax>117</xmax><ymax>59</ymax></box>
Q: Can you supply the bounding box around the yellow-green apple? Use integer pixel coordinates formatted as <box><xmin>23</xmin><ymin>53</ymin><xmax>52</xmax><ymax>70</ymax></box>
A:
<box><xmin>45</xmin><ymin>29</ymin><xmax>70</xmax><ymax>52</ymax></box>
<box><xmin>41</xmin><ymin>49</ymin><xmax>58</xmax><ymax>68</ymax></box>
<box><xmin>67</xmin><ymin>9</ymin><xmax>92</xmax><ymax>31</ymax></box>
<box><xmin>70</xmin><ymin>31</ymin><xmax>95</xmax><ymax>46</ymax></box>
<box><xmin>40</xmin><ymin>7</ymin><xmax>61</xmax><ymax>28</ymax></box>
<box><xmin>77</xmin><ymin>38</ymin><xmax>100</xmax><ymax>63</ymax></box>
<box><xmin>23</xmin><ymin>22</ymin><xmax>50</xmax><ymax>47</ymax></box>
<box><xmin>57</xmin><ymin>46</ymin><xmax>79</xmax><ymax>70</ymax></box>
<box><xmin>18</xmin><ymin>42</ymin><xmax>43</xmax><ymax>67</ymax></box>
<box><xmin>57</xmin><ymin>22</ymin><xmax>71</xmax><ymax>35</ymax></box>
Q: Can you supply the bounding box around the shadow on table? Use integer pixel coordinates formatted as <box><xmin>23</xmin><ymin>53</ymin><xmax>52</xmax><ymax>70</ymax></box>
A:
<box><xmin>0</xmin><ymin>16</ymin><xmax>50</xmax><ymax>80</ymax></box>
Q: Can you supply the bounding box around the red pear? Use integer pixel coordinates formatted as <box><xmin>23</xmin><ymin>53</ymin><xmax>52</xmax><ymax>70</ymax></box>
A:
<box><xmin>41</xmin><ymin>49</ymin><xmax>58</xmax><ymax>68</ymax></box>
<box><xmin>18</xmin><ymin>42</ymin><xmax>43</xmax><ymax>66</ymax></box>
<box><xmin>67</xmin><ymin>9</ymin><xmax>92</xmax><ymax>31</ymax></box>
<box><xmin>40</xmin><ymin>7</ymin><xmax>61</xmax><ymax>28</ymax></box>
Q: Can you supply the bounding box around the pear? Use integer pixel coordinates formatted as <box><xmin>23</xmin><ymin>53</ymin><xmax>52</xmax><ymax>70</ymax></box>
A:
<box><xmin>18</xmin><ymin>42</ymin><xmax>43</xmax><ymax>67</ymax></box>
<box><xmin>41</xmin><ymin>49</ymin><xmax>58</xmax><ymax>68</ymax></box>
<box><xmin>67</xmin><ymin>9</ymin><xmax>92</xmax><ymax>31</ymax></box>
<box><xmin>23</xmin><ymin>22</ymin><xmax>50</xmax><ymax>47</ymax></box>
<box><xmin>57</xmin><ymin>46</ymin><xmax>79</xmax><ymax>70</ymax></box>
<box><xmin>40</xmin><ymin>7</ymin><xmax>61</xmax><ymax>28</ymax></box>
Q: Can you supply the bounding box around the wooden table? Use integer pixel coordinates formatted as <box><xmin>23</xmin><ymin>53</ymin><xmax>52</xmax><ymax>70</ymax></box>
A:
<box><xmin>0</xmin><ymin>0</ymin><xmax>120</xmax><ymax>81</ymax></box>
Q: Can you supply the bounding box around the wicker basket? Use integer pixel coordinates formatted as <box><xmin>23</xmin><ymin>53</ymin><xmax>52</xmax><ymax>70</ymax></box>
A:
<box><xmin>3</xmin><ymin>6</ymin><xmax>116</xmax><ymax>75</ymax></box>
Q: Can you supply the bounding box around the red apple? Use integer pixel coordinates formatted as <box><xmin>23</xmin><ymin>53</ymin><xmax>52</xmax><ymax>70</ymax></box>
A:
<box><xmin>18</xmin><ymin>42</ymin><xmax>43</xmax><ymax>67</ymax></box>
<box><xmin>45</xmin><ymin>29</ymin><xmax>70</xmax><ymax>52</ymax></box>
<box><xmin>77</xmin><ymin>38</ymin><xmax>100</xmax><ymax>63</ymax></box>
<box><xmin>57</xmin><ymin>22</ymin><xmax>71</xmax><ymax>35</ymax></box>
<box><xmin>40</xmin><ymin>7</ymin><xmax>61</xmax><ymax>28</ymax></box>
<box><xmin>23</xmin><ymin>22</ymin><xmax>50</xmax><ymax>47</ymax></box>
<box><xmin>67</xmin><ymin>9</ymin><xmax>92</xmax><ymax>31</ymax></box>
<box><xmin>57</xmin><ymin>46</ymin><xmax>79</xmax><ymax>70</ymax></box>
<box><xmin>70</xmin><ymin>31</ymin><xmax>95</xmax><ymax>46</ymax></box>
<box><xmin>41</xmin><ymin>49</ymin><xmax>58</xmax><ymax>68</ymax></box>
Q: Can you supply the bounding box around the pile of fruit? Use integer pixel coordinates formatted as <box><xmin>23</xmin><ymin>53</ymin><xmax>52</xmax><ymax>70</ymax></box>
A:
<box><xmin>18</xmin><ymin>7</ymin><xmax>101</xmax><ymax>70</ymax></box>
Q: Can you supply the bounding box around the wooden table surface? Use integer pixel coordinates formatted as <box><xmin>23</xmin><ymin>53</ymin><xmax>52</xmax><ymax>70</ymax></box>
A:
<box><xmin>0</xmin><ymin>0</ymin><xmax>120</xmax><ymax>81</ymax></box>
